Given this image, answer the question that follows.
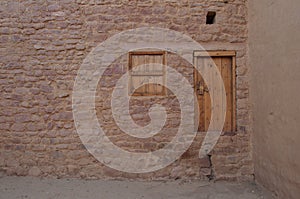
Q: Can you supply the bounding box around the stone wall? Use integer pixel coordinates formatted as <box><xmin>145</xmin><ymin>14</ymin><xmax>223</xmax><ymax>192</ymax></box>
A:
<box><xmin>0</xmin><ymin>0</ymin><xmax>251</xmax><ymax>180</ymax></box>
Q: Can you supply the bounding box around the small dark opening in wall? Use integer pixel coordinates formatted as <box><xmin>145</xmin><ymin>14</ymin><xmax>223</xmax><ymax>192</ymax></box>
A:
<box><xmin>206</xmin><ymin>11</ymin><xmax>216</xmax><ymax>24</ymax></box>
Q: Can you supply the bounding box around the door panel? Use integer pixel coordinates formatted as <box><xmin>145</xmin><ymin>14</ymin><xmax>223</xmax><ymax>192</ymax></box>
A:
<box><xmin>194</xmin><ymin>56</ymin><xmax>235</xmax><ymax>132</ymax></box>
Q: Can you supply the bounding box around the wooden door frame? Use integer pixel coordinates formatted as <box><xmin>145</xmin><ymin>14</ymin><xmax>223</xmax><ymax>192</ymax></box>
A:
<box><xmin>193</xmin><ymin>50</ymin><xmax>237</xmax><ymax>132</ymax></box>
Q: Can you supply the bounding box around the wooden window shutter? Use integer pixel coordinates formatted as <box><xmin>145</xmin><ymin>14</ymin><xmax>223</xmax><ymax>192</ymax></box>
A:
<box><xmin>129</xmin><ymin>51</ymin><xmax>166</xmax><ymax>96</ymax></box>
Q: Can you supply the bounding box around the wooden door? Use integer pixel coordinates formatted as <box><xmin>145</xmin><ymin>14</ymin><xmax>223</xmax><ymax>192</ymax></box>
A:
<box><xmin>194</xmin><ymin>51</ymin><xmax>236</xmax><ymax>132</ymax></box>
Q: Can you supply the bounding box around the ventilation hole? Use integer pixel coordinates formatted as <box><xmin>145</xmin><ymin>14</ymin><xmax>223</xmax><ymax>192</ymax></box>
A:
<box><xmin>206</xmin><ymin>11</ymin><xmax>216</xmax><ymax>24</ymax></box>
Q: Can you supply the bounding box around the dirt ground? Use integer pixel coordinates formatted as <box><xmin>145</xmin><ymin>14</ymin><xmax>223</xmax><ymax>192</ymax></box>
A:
<box><xmin>0</xmin><ymin>176</ymin><xmax>274</xmax><ymax>199</ymax></box>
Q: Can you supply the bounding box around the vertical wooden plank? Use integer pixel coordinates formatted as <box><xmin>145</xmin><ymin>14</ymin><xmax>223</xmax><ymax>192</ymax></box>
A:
<box><xmin>232</xmin><ymin>56</ymin><xmax>237</xmax><ymax>131</ymax></box>
<box><xmin>195</xmin><ymin>57</ymin><xmax>206</xmax><ymax>132</ymax></box>
<box><xmin>162</xmin><ymin>52</ymin><xmax>166</xmax><ymax>96</ymax></box>
<box><xmin>199</xmin><ymin>58</ymin><xmax>206</xmax><ymax>132</ymax></box>
<box><xmin>210</xmin><ymin>57</ymin><xmax>222</xmax><ymax>131</ymax></box>
<box><xmin>149</xmin><ymin>54</ymin><xmax>162</xmax><ymax>95</ymax></box>
<box><xmin>194</xmin><ymin>56</ymin><xmax>200</xmax><ymax>131</ymax></box>
<box><xmin>221</xmin><ymin>57</ymin><xmax>233</xmax><ymax>132</ymax></box>
<box><xmin>128</xmin><ymin>53</ymin><xmax>132</xmax><ymax>95</ymax></box>
<box><xmin>151</xmin><ymin>55</ymin><xmax>156</xmax><ymax>95</ymax></box>
<box><xmin>136</xmin><ymin>54</ymin><xmax>145</xmax><ymax>95</ymax></box>
<box><xmin>203</xmin><ymin>57</ymin><xmax>212</xmax><ymax>131</ymax></box>
<box><xmin>131</xmin><ymin>55</ymin><xmax>138</xmax><ymax>94</ymax></box>
<box><xmin>146</xmin><ymin>55</ymin><xmax>152</xmax><ymax>95</ymax></box>
<box><xmin>142</xmin><ymin>55</ymin><xmax>148</xmax><ymax>95</ymax></box>
<box><xmin>157</xmin><ymin>54</ymin><xmax>164</xmax><ymax>95</ymax></box>
<box><xmin>193</xmin><ymin>55</ymin><xmax>198</xmax><ymax>132</ymax></box>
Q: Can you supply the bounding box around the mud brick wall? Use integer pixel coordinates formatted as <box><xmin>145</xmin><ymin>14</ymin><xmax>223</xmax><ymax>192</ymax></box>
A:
<box><xmin>0</xmin><ymin>0</ymin><xmax>251</xmax><ymax>180</ymax></box>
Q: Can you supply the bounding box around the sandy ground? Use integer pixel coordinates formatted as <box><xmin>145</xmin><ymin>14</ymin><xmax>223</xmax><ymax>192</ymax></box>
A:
<box><xmin>0</xmin><ymin>176</ymin><xmax>274</xmax><ymax>199</ymax></box>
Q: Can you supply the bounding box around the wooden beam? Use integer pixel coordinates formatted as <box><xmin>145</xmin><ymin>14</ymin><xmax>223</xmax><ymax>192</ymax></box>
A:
<box><xmin>129</xmin><ymin>51</ymin><xmax>165</xmax><ymax>55</ymax></box>
<box><xmin>194</xmin><ymin>50</ymin><xmax>236</xmax><ymax>57</ymax></box>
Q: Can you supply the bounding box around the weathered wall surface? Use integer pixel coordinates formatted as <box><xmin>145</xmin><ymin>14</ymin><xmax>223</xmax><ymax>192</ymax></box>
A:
<box><xmin>249</xmin><ymin>0</ymin><xmax>300</xmax><ymax>198</ymax></box>
<box><xmin>0</xmin><ymin>0</ymin><xmax>251</xmax><ymax>180</ymax></box>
